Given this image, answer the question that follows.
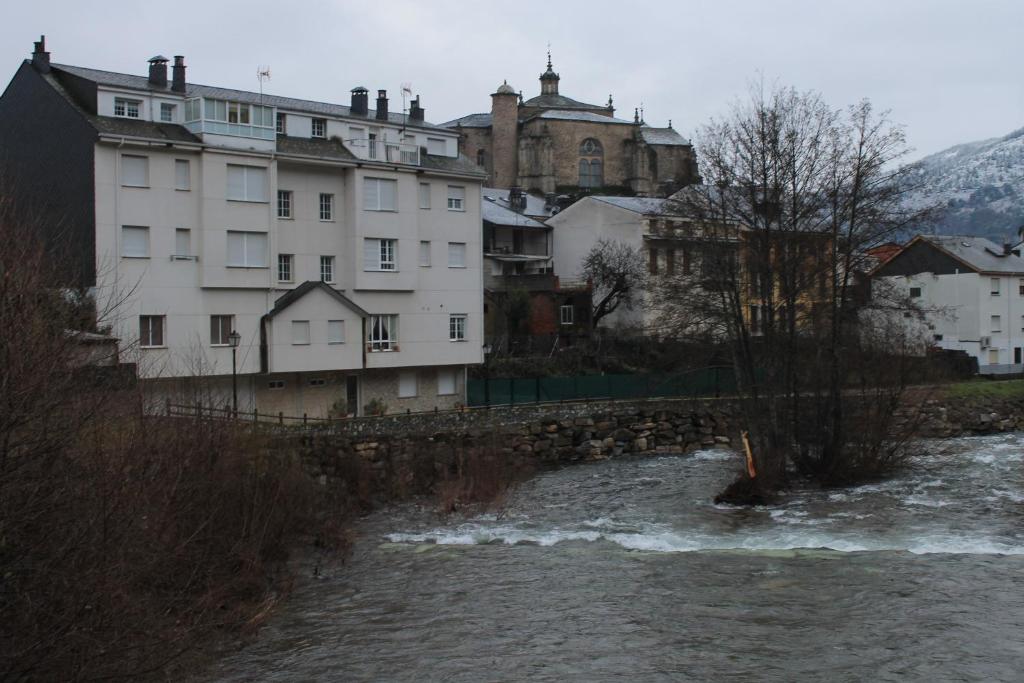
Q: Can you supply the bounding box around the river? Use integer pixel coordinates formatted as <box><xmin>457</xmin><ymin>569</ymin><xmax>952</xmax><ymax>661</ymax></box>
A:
<box><xmin>207</xmin><ymin>433</ymin><xmax>1024</xmax><ymax>682</ymax></box>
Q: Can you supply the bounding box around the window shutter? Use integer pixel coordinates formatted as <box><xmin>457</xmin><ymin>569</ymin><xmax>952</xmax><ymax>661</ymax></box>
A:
<box><xmin>248</xmin><ymin>167</ymin><xmax>267</xmax><ymax>202</ymax></box>
<box><xmin>398</xmin><ymin>371</ymin><xmax>417</xmax><ymax>398</ymax></box>
<box><xmin>328</xmin><ymin>320</ymin><xmax>345</xmax><ymax>344</ymax></box>
<box><xmin>175</xmin><ymin>160</ymin><xmax>190</xmax><ymax>190</ymax></box>
<box><xmin>427</xmin><ymin>138</ymin><xmax>445</xmax><ymax>155</ymax></box>
<box><xmin>226</xmin><ymin>166</ymin><xmax>245</xmax><ymax>199</ymax></box>
<box><xmin>175</xmin><ymin>229</ymin><xmax>190</xmax><ymax>256</ymax></box>
<box><xmin>291</xmin><ymin>321</ymin><xmax>310</xmax><ymax>345</ymax></box>
<box><xmin>448</xmin><ymin>242</ymin><xmax>466</xmax><ymax>267</ymax></box>
<box><xmin>419</xmin><ymin>183</ymin><xmax>431</xmax><ymax>209</ymax></box>
<box><xmin>363</xmin><ymin>238</ymin><xmax>379</xmax><ymax>270</ymax></box>
<box><xmin>437</xmin><ymin>369</ymin><xmax>456</xmax><ymax>396</ymax></box>
<box><xmin>363</xmin><ymin>178</ymin><xmax>378</xmax><ymax>209</ymax></box>
<box><xmin>226</xmin><ymin>232</ymin><xmax>245</xmax><ymax>266</ymax></box>
<box><xmin>245</xmin><ymin>233</ymin><xmax>267</xmax><ymax>267</ymax></box>
<box><xmin>121</xmin><ymin>156</ymin><xmax>148</xmax><ymax>186</ymax></box>
<box><xmin>381</xmin><ymin>179</ymin><xmax>396</xmax><ymax>210</ymax></box>
<box><xmin>121</xmin><ymin>226</ymin><xmax>149</xmax><ymax>257</ymax></box>
<box><xmin>419</xmin><ymin>240</ymin><xmax>431</xmax><ymax>266</ymax></box>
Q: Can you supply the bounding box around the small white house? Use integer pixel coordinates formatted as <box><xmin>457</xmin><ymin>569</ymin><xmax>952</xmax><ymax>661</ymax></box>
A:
<box><xmin>872</xmin><ymin>235</ymin><xmax>1024</xmax><ymax>373</ymax></box>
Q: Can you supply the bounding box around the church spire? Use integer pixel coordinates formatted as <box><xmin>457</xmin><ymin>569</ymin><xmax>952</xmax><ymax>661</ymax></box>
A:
<box><xmin>539</xmin><ymin>47</ymin><xmax>559</xmax><ymax>95</ymax></box>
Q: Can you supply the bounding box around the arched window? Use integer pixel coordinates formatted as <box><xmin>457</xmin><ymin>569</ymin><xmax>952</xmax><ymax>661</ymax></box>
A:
<box><xmin>578</xmin><ymin>138</ymin><xmax>603</xmax><ymax>188</ymax></box>
<box><xmin>476</xmin><ymin>149</ymin><xmax>486</xmax><ymax>167</ymax></box>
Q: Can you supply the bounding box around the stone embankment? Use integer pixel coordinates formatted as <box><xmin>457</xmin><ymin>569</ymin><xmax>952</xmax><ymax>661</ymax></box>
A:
<box><xmin>291</xmin><ymin>391</ymin><xmax>1024</xmax><ymax>497</ymax></box>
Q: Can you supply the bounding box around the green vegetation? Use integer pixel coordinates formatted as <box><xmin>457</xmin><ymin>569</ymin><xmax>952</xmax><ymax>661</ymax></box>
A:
<box><xmin>947</xmin><ymin>378</ymin><xmax>1024</xmax><ymax>400</ymax></box>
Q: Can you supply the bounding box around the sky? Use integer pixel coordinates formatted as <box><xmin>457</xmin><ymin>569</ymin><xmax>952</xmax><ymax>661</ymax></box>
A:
<box><xmin>1</xmin><ymin>0</ymin><xmax>1021</xmax><ymax>161</ymax></box>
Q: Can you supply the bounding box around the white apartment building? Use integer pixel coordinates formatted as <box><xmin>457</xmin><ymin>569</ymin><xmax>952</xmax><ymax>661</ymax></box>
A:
<box><xmin>0</xmin><ymin>38</ymin><xmax>486</xmax><ymax>416</ymax></box>
<box><xmin>872</xmin><ymin>235</ymin><xmax>1024</xmax><ymax>373</ymax></box>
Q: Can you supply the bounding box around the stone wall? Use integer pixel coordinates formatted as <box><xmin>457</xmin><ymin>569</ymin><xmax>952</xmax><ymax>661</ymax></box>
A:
<box><xmin>901</xmin><ymin>393</ymin><xmax>1024</xmax><ymax>438</ymax></box>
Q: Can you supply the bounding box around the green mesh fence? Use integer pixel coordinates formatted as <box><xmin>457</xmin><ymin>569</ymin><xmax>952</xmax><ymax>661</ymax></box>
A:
<box><xmin>467</xmin><ymin>367</ymin><xmax>737</xmax><ymax>407</ymax></box>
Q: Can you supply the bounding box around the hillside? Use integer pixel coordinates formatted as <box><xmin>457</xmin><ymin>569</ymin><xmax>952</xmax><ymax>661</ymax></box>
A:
<box><xmin>903</xmin><ymin>126</ymin><xmax>1024</xmax><ymax>241</ymax></box>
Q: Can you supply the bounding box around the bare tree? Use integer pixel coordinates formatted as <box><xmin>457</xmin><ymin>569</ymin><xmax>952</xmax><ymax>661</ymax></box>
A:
<box><xmin>655</xmin><ymin>83</ymin><xmax>937</xmax><ymax>501</ymax></box>
<box><xmin>581</xmin><ymin>238</ymin><xmax>647</xmax><ymax>329</ymax></box>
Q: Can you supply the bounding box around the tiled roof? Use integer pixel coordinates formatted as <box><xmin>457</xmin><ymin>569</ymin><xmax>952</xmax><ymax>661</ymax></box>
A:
<box><xmin>482</xmin><ymin>199</ymin><xmax>549</xmax><ymax>229</ymax></box>
<box><xmin>267</xmin><ymin>281</ymin><xmax>368</xmax><ymax>318</ymax></box>
<box><xmin>420</xmin><ymin>153</ymin><xmax>487</xmax><ymax>177</ymax></box>
<box><xmin>529</xmin><ymin>110</ymin><xmax>633</xmax><ymax>125</ymax></box>
<box><xmin>591</xmin><ymin>196</ymin><xmax>674</xmax><ymax>215</ymax></box>
<box><xmin>439</xmin><ymin>112</ymin><xmax>493</xmax><ymax>129</ymax></box>
<box><xmin>918</xmin><ymin>235</ymin><xmax>1024</xmax><ymax>274</ymax></box>
<box><xmin>52</xmin><ymin>63</ymin><xmax>452</xmax><ymax>132</ymax></box>
<box><xmin>275</xmin><ymin>136</ymin><xmax>357</xmax><ymax>162</ymax></box>
<box><xmin>640</xmin><ymin>126</ymin><xmax>691</xmax><ymax>146</ymax></box>
<box><xmin>521</xmin><ymin>93</ymin><xmax>605</xmax><ymax>110</ymax></box>
<box><xmin>481</xmin><ymin>187</ymin><xmax>559</xmax><ymax>218</ymax></box>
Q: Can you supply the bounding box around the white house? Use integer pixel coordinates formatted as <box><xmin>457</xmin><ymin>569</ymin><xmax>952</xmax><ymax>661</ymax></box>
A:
<box><xmin>872</xmin><ymin>235</ymin><xmax>1024</xmax><ymax>373</ymax></box>
<box><xmin>0</xmin><ymin>38</ymin><xmax>486</xmax><ymax>416</ymax></box>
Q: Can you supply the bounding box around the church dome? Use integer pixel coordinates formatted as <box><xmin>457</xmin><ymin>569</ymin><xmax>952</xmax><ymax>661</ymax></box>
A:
<box><xmin>495</xmin><ymin>80</ymin><xmax>516</xmax><ymax>95</ymax></box>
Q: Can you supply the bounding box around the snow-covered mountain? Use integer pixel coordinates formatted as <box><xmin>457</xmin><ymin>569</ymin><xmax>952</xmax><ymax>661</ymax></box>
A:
<box><xmin>903</xmin><ymin>126</ymin><xmax>1024</xmax><ymax>241</ymax></box>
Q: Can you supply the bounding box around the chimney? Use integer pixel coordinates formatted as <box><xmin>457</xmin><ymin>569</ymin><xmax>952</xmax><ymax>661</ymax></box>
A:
<box><xmin>147</xmin><ymin>55</ymin><xmax>168</xmax><ymax>87</ymax></box>
<box><xmin>1004</xmin><ymin>241</ymin><xmax>1012</xmax><ymax>256</ymax></box>
<box><xmin>350</xmin><ymin>87</ymin><xmax>368</xmax><ymax>116</ymax></box>
<box><xmin>376</xmin><ymin>89</ymin><xmax>388</xmax><ymax>120</ymax></box>
<box><xmin>31</xmin><ymin>35</ymin><xmax>50</xmax><ymax>73</ymax></box>
<box><xmin>171</xmin><ymin>55</ymin><xmax>186</xmax><ymax>93</ymax></box>
<box><xmin>509</xmin><ymin>186</ymin><xmax>526</xmax><ymax>213</ymax></box>
<box><xmin>409</xmin><ymin>95</ymin><xmax>424</xmax><ymax>122</ymax></box>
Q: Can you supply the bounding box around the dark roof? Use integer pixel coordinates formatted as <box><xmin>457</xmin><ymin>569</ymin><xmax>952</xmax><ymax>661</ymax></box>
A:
<box><xmin>591</xmin><ymin>196</ymin><xmax>675</xmax><ymax>215</ymax></box>
<box><xmin>420</xmin><ymin>153</ymin><xmax>487</xmax><ymax>177</ymax></box>
<box><xmin>482</xmin><ymin>199</ymin><xmax>549</xmax><ymax>228</ymax></box>
<box><xmin>267</xmin><ymin>281</ymin><xmax>368</xmax><ymax>319</ymax></box>
<box><xmin>51</xmin><ymin>63</ymin><xmax>452</xmax><ymax>132</ymax></box>
<box><xmin>903</xmin><ymin>235</ymin><xmax>1024</xmax><ymax>275</ymax></box>
<box><xmin>275</xmin><ymin>136</ymin><xmax>357</xmax><ymax>162</ymax></box>
<box><xmin>439</xmin><ymin>112</ymin><xmax>493</xmax><ymax>129</ymax></box>
<box><xmin>640</xmin><ymin>126</ymin><xmax>691</xmax><ymax>146</ymax></box>
<box><xmin>527</xmin><ymin>110</ymin><xmax>633</xmax><ymax>125</ymax></box>
<box><xmin>521</xmin><ymin>93</ymin><xmax>606</xmax><ymax>111</ymax></box>
<box><xmin>88</xmin><ymin>115</ymin><xmax>199</xmax><ymax>142</ymax></box>
<box><xmin>482</xmin><ymin>187</ymin><xmax>558</xmax><ymax>218</ymax></box>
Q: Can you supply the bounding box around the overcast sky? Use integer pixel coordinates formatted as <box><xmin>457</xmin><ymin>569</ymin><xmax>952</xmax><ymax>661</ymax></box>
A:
<box><xmin>2</xmin><ymin>0</ymin><xmax>1021</xmax><ymax>160</ymax></box>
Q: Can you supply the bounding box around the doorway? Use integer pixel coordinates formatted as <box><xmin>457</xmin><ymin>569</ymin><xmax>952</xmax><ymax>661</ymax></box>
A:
<box><xmin>346</xmin><ymin>376</ymin><xmax>359</xmax><ymax>416</ymax></box>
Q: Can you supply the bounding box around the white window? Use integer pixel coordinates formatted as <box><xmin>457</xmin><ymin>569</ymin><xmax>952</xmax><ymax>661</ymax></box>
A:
<box><xmin>311</xmin><ymin>118</ymin><xmax>326</xmax><ymax>138</ymax></box>
<box><xmin>277</xmin><ymin>190</ymin><xmax>292</xmax><ymax>218</ymax></box>
<box><xmin>437</xmin><ymin>368</ymin><xmax>457</xmax><ymax>396</ymax></box>
<box><xmin>449</xmin><ymin>314</ymin><xmax>467</xmax><ymax>341</ymax></box>
<box><xmin>226</xmin><ymin>164</ymin><xmax>268</xmax><ymax>202</ymax></box>
<box><xmin>363</xmin><ymin>177</ymin><xmax>397</xmax><ymax>211</ymax></box>
<box><xmin>120</xmin><ymin>155</ymin><xmax>148</xmax><ymax>187</ymax></box>
<box><xmin>447</xmin><ymin>185</ymin><xmax>465</xmax><ymax>211</ymax></box>
<box><xmin>367</xmin><ymin>314</ymin><xmax>398</xmax><ymax>351</ymax></box>
<box><xmin>210</xmin><ymin>315</ymin><xmax>234</xmax><ymax>345</ymax></box>
<box><xmin>419</xmin><ymin>240</ymin><xmax>431</xmax><ymax>267</ymax></box>
<box><xmin>276</xmin><ymin>112</ymin><xmax>286</xmax><ymax>135</ymax></box>
<box><xmin>114</xmin><ymin>98</ymin><xmax>141</xmax><ymax>118</ymax></box>
<box><xmin>291</xmin><ymin>320</ymin><xmax>310</xmax><ymax>345</ymax></box>
<box><xmin>448</xmin><ymin>242</ymin><xmax>466</xmax><ymax>268</ymax></box>
<box><xmin>160</xmin><ymin>103</ymin><xmax>175</xmax><ymax>122</ymax></box>
<box><xmin>174</xmin><ymin>159</ymin><xmax>190</xmax><ymax>191</ymax></box>
<box><xmin>426</xmin><ymin>137</ymin><xmax>446</xmax><ymax>155</ymax></box>
<box><xmin>320</xmin><ymin>255</ymin><xmax>335</xmax><ymax>282</ymax></box>
<box><xmin>989</xmin><ymin>348</ymin><xmax>1000</xmax><ymax>364</ymax></box>
<box><xmin>398</xmin><ymin>371</ymin><xmax>418</xmax><ymax>398</ymax></box>
<box><xmin>319</xmin><ymin>193</ymin><xmax>334</xmax><ymax>221</ymax></box>
<box><xmin>560</xmin><ymin>304</ymin><xmax>574</xmax><ymax>325</ymax></box>
<box><xmin>991</xmin><ymin>278</ymin><xmax>1001</xmax><ymax>296</ymax></box>
<box><xmin>174</xmin><ymin>228</ymin><xmax>191</xmax><ymax>257</ymax></box>
<box><xmin>278</xmin><ymin>254</ymin><xmax>293</xmax><ymax>282</ymax></box>
<box><xmin>419</xmin><ymin>182</ymin><xmax>431</xmax><ymax>209</ymax></box>
<box><xmin>139</xmin><ymin>315</ymin><xmax>164</xmax><ymax>347</ymax></box>
<box><xmin>364</xmin><ymin>238</ymin><xmax>397</xmax><ymax>271</ymax></box>
<box><xmin>992</xmin><ymin>315</ymin><xmax>1002</xmax><ymax>333</ymax></box>
<box><xmin>226</xmin><ymin>231</ymin><xmax>268</xmax><ymax>267</ymax></box>
<box><xmin>121</xmin><ymin>226</ymin><xmax>149</xmax><ymax>258</ymax></box>
<box><xmin>328</xmin><ymin>320</ymin><xmax>345</xmax><ymax>344</ymax></box>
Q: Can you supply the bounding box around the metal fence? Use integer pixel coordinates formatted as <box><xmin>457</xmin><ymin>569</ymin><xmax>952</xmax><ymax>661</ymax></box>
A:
<box><xmin>467</xmin><ymin>366</ymin><xmax>736</xmax><ymax>407</ymax></box>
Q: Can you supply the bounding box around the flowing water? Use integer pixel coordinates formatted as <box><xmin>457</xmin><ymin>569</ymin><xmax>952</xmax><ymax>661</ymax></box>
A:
<box><xmin>208</xmin><ymin>433</ymin><xmax>1024</xmax><ymax>682</ymax></box>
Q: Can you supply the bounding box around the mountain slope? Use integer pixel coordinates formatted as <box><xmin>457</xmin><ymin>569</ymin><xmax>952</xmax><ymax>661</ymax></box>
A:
<box><xmin>903</xmin><ymin>127</ymin><xmax>1024</xmax><ymax>241</ymax></box>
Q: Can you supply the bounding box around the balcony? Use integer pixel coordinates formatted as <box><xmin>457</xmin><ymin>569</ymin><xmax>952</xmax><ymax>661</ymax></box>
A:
<box><xmin>344</xmin><ymin>139</ymin><xmax>420</xmax><ymax>165</ymax></box>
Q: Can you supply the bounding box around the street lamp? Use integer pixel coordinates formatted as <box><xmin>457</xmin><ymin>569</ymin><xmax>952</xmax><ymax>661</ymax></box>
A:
<box><xmin>228</xmin><ymin>330</ymin><xmax>241</xmax><ymax>417</ymax></box>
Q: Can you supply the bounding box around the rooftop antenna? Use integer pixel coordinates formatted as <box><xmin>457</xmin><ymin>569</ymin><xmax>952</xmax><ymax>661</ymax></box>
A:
<box><xmin>257</xmin><ymin>66</ymin><xmax>271</xmax><ymax>105</ymax></box>
<box><xmin>400</xmin><ymin>82</ymin><xmax>412</xmax><ymax>131</ymax></box>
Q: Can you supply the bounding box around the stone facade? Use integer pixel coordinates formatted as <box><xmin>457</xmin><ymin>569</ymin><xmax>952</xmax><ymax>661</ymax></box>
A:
<box><xmin>442</xmin><ymin>57</ymin><xmax>700</xmax><ymax>197</ymax></box>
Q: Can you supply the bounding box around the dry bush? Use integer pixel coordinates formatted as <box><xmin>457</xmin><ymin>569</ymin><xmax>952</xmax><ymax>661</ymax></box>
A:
<box><xmin>0</xmin><ymin>198</ymin><xmax>319</xmax><ymax>681</ymax></box>
<box><xmin>435</xmin><ymin>441</ymin><xmax>532</xmax><ymax>515</ymax></box>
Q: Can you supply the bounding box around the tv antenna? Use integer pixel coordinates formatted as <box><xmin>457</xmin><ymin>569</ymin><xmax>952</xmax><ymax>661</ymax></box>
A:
<box><xmin>400</xmin><ymin>82</ymin><xmax>413</xmax><ymax>129</ymax></box>
<box><xmin>257</xmin><ymin>66</ymin><xmax>271</xmax><ymax>103</ymax></box>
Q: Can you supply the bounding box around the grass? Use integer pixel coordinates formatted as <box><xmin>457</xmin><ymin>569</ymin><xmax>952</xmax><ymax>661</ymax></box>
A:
<box><xmin>946</xmin><ymin>378</ymin><xmax>1024</xmax><ymax>400</ymax></box>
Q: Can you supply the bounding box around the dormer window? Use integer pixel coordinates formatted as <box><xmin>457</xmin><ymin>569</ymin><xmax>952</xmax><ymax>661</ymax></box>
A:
<box><xmin>114</xmin><ymin>98</ymin><xmax>141</xmax><ymax>119</ymax></box>
<box><xmin>160</xmin><ymin>103</ymin><xmax>175</xmax><ymax>122</ymax></box>
<box><xmin>311</xmin><ymin>118</ymin><xmax>326</xmax><ymax>138</ymax></box>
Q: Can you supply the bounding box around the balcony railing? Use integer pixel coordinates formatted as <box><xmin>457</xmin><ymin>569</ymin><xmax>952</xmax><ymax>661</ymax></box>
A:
<box><xmin>344</xmin><ymin>139</ymin><xmax>420</xmax><ymax>165</ymax></box>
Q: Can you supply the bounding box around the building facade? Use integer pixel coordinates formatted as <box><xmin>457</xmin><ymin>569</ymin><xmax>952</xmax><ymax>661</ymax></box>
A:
<box><xmin>872</xmin><ymin>235</ymin><xmax>1024</xmax><ymax>373</ymax></box>
<box><xmin>0</xmin><ymin>37</ymin><xmax>486</xmax><ymax>416</ymax></box>
<box><xmin>442</xmin><ymin>55</ymin><xmax>700</xmax><ymax>197</ymax></box>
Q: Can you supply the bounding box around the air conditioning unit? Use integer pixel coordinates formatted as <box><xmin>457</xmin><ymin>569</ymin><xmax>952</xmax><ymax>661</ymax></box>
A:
<box><xmin>980</xmin><ymin>336</ymin><xmax>991</xmax><ymax>349</ymax></box>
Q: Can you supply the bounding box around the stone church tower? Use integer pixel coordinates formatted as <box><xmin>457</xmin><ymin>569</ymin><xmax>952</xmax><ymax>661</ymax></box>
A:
<box><xmin>442</xmin><ymin>55</ymin><xmax>700</xmax><ymax>196</ymax></box>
